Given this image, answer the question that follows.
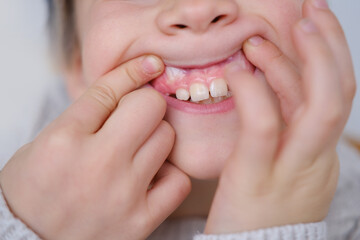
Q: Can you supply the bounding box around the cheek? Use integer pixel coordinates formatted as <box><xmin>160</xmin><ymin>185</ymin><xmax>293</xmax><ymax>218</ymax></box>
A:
<box><xmin>81</xmin><ymin>24</ymin><xmax>128</xmax><ymax>86</ymax></box>
<box><xmin>270</xmin><ymin>1</ymin><xmax>303</xmax><ymax>61</ymax></box>
<box><xmin>80</xmin><ymin>4</ymin><xmax>145</xmax><ymax>86</ymax></box>
<box><xmin>240</xmin><ymin>0</ymin><xmax>303</xmax><ymax>62</ymax></box>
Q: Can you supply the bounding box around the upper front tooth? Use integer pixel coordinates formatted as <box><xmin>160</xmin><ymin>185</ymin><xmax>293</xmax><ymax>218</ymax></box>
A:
<box><xmin>176</xmin><ymin>88</ymin><xmax>190</xmax><ymax>101</ymax></box>
<box><xmin>166</xmin><ymin>67</ymin><xmax>186</xmax><ymax>82</ymax></box>
<box><xmin>190</xmin><ymin>83</ymin><xmax>210</xmax><ymax>102</ymax></box>
<box><xmin>210</xmin><ymin>78</ymin><xmax>228</xmax><ymax>97</ymax></box>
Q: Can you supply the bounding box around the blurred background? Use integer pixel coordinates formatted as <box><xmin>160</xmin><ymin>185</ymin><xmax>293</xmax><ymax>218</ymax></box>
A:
<box><xmin>0</xmin><ymin>0</ymin><xmax>359</xmax><ymax>162</ymax></box>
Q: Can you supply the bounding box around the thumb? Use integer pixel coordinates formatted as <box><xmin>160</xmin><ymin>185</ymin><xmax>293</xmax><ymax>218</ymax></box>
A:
<box><xmin>59</xmin><ymin>55</ymin><xmax>164</xmax><ymax>134</ymax></box>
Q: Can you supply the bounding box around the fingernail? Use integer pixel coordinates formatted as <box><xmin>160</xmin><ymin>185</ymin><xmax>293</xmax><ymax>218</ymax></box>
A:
<box><xmin>312</xmin><ymin>0</ymin><xmax>329</xmax><ymax>9</ymax></box>
<box><xmin>299</xmin><ymin>18</ymin><xmax>318</xmax><ymax>33</ymax></box>
<box><xmin>142</xmin><ymin>56</ymin><xmax>163</xmax><ymax>74</ymax></box>
<box><xmin>248</xmin><ymin>36</ymin><xmax>264</xmax><ymax>46</ymax></box>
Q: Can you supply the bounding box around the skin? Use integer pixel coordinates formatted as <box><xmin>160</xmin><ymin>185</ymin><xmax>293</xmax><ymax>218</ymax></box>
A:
<box><xmin>0</xmin><ymin>0</ymin><xmax>356</xmax><ymax>239</ymax></box>
<box><xmin>70</xmin><ymin>0</ymin><xmax>303</xmax><ymax>179</ymax></box>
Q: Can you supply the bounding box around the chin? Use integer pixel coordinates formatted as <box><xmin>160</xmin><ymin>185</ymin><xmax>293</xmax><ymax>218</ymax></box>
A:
<box><xmin>165</xmin><ymin>105</ymin><xmax>240</xmax><ymax>179</ymax></box>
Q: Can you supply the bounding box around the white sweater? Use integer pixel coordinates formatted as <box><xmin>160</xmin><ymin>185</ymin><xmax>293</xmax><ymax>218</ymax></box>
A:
<box><xmin>1</xmin><ymin>80</ymin><xmax>359</xmax><ymax>240</ymax></box>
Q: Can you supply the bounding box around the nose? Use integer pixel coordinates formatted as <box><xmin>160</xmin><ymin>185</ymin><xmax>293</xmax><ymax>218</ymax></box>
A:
<box><xmin>156</xmin><ymin>0</ymin><xmax>239</xmax><ymax>35</ymax></box>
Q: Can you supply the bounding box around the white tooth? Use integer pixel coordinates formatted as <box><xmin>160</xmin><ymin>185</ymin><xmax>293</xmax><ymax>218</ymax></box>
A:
<box><xmin>190</xmin><ymin>83</ymin><xmax>210</xmax><ymax>102</ymax></box>
<box><xmin>166</xmin><ymin>67</ymin><xmax>186</xmax><ymax>82</ymax></box>
<box><xmin>176</xmin><ymin>88</ymin><xmax>190</xmax><ymax>101</ymax></box>
<box><xmin>210</xmin><ymin>78</ymin><xmax>228</xmax><ymax>97</ymax></box>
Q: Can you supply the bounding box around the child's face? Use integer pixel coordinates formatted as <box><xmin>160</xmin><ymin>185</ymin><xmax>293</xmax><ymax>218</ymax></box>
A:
<box><xmin>71</xmin><ymin>0</ymin><xmax>303</xmax><ymax>179</ymax></box>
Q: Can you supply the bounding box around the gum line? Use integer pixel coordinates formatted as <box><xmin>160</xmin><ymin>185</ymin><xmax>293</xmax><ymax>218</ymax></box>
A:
<box><xmin>151</xmin><ymin>50</ymin><xmax>254</xmax><ymax>95</ymax></box>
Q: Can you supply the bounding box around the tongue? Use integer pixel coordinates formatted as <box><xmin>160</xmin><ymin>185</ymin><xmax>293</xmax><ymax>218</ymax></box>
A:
<box><xmin>151</xmin><ymin>50</ymin><xmax>254</xmax><ymax>95</ymax></box>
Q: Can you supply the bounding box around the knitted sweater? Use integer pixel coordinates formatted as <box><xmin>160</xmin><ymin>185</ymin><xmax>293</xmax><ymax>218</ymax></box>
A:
<box><xmin>1</xmin><ymin>80</ymin><xmax>359</xmax><ymax>240</ymax></box>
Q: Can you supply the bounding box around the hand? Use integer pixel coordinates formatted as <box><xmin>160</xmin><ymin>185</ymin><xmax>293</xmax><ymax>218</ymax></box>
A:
<box><xmin>205</xmin><ymin>0</ymin><xmax>356</xmax><ymax>234</ymax></box>
<box><xmin>0</xmin><ymin>55</ymin><xmax>191</xmax><ymax>240</ymax></box>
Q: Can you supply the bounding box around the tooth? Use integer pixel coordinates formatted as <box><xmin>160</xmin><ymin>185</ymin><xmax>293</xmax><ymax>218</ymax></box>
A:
<box><xmin>209</xmin><ymin>78</ymin><xmax>228</xmax><ymax>97</ymax></box>
<box><xmin>176</xmin><ymin>88</ymin><xmax>190</xmax><ymax>101</ymax></box>
<box><xmin>190</xmin><ymin>83</ymin><xmax>210</xmax><ymax>102</ymax></box>
<box><xmin>166</xmin><ymin>67</ymin><xmax>186</xmax><ymax>82</ymax></box>
<box><xmin>213</xmin><ymin>96</ymin><xmax>225</xmax><ymax>103</ymax></box>
<box><xmin>199</xmin><ymin>98</ymin><xmax>213</xmax><ymax>104</ymax></box>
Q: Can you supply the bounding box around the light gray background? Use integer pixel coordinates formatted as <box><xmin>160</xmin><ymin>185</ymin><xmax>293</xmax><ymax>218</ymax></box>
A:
<box><xmin>0</xmin><ymin>0</ymin><xmax>359</xmax><ymax>161</ymax></box>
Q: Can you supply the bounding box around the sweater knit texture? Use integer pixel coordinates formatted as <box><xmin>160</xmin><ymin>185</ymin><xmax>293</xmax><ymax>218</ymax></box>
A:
<box><xmin>0</xmin><ymin>186</ymin><xmax>326</xmax><ymax>240</ymax></box>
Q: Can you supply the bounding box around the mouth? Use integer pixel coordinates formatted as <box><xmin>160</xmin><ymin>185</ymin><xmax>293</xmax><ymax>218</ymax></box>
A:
<box><xmin>149</xmin><ymin>50</ymin><xmax>255</xmax><ymax>114</ymax></box>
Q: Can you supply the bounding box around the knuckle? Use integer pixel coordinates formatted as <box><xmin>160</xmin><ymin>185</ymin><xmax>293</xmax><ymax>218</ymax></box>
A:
<box><xmin>159</xmin><ymin>120</ymin><xmax>175</xmax><ymax>140</ymax></box>
<box><xmin>321</xmin><ymin>104</ymin><xmax>343</xmax><ymax>127</ymax></box>
<box><xmin>138</xmin><ymin>88</ymin><xmax>167</xmax><ymax>110</ymax></box>
<box><xmin>137</xmin><ymin>215</ymin><xmax>153</xmax><ymax>233</ymax></box>
<box><xmin>314</xmin><ymin>43</ymin><xmax>333</xmax><ymax>62</ymax></box>
<box><xmin>266</xmin><ymin>41</ymin><xmax>283</xmax><ymax>60</ymax></box>
<box><xmin>124</xmin><ymin>61</ymin><xmax>148</xmax><ymax>89</ymax></box>
<box><xmin>90</xmin><ymin>83</ymin><xmax>118</xmax><ymax>113</ymax></box>
<box><xmin>247</xmin><ymin>117</ymin><xmax>279</xmax><ymax>139</ymax></box>
<box><xmin>267</xmin><ymin>49</ymin><xmax>288</xmax><ymax>71</ymax></box>
<box><xmin>125</xmin><ymin>64</ymin><xmax>141</xmax><ymax>89</ymax></box>
<box><xmin>41</xmin><ymin>129</ymin><xmax>73</xmax><ymax>152</ymax></box>
<box><xmin>269</xmin><ymin>48</ymin><xmax>284</xmax><ymax>63</ymax></box>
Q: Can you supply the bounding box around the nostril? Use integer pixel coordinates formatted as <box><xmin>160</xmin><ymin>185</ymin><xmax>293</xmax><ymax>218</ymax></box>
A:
<box><xmin>211</xmin><ymin>15</ymin><xmax>226</xmax><ymax>24</ymax></box>
<box><xmin>173</xmin><ymin>24</ymin><xmax>188</xmax><ymax>29</ymax></box>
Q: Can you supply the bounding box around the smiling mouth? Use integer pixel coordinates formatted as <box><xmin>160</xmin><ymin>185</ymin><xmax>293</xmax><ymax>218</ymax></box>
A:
<box><xmin>150</xmin><ymin>50</ymin><xmax>255</xmax><ymax>104</ymax></box>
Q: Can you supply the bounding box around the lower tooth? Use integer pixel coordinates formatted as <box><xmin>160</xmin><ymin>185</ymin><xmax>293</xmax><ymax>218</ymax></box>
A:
<box><xmin>199</xmin><ymin>98</ymin><xmax>213</xmax><ymax>104</ymax></box>
<box><xmin>213</xmin><ymin>96</ymin><xmax>224</xmax><ymax>103</ymax></box>
<box><xmin>198</xmin><ymin>96</ymin><xmax>227</xmax><ymax>104</ymax></box>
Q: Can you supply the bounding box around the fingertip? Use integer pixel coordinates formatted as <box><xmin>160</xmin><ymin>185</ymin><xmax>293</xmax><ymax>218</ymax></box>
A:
<box><xmin>243</xmin><ymin>36</ymin><xmax>266</xmax><ymax>58</ymax></box>
<box><xmin>298</xmin><ymin>18</ymin><xmax>319</xmax><ymax>34</ymax></box>
<box><xmin>246</xmin><ymin>36</ymin><xmax>264</xmax><ymax>47</ymax></box>
<box><xmin>166</xmin><ymin>164</ymin><xmax>192</xmax><ymax>200</ymax></box>
<box><xmin>146</xmin><ymin>162</ymin><xmax>191</xmax><ymax>222</ymax></box>
<box><xmin>304</xmin><ymin>0</ymin><xmax>329</xmax><ymax>11</ymax></box>
<box><xmin>158</xmin><ymin>162</ymin><xmax>192</xmax><ymax>195</ymax></box>
<box><xmin>160</xmin><ymin>120</ymin><xmax>176</xmax><ymax>143</ymax></box>
<box><xmin>312</xmin><ymin>0</ymin><xmax>329</xmax><ymax>10</ymax></box>
<box><xmin>142</xmin><ymin>55</ymin><xmax>164</xmax><ymax>76</ymax></box>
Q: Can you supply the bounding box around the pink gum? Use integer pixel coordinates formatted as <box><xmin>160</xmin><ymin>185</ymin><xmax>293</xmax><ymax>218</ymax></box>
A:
<box><xmin>151</xmin><ymin>51</ymin><xmax>254</xmax><ymax>95</ymax></box>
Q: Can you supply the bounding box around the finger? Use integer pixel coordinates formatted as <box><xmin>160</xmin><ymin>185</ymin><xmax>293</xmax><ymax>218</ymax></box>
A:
<box><xmin>253</xmin><ymin>68</ymin><xmax>283</xmax><ymax>122</ymax></box>
<box><xmin>99</xmin><ymin>88</ymin><xmax>167</xmax><ymax>155</ymax></box>
<box><xmin>278</xmin><ymin>18</ymin><xmax>344</xmax><ymax>170</ymax></box>
<box><xmin>133</xmin><ymin>120</ymin><xmax>175</xmax><ymax>184</ymax></box>
<box><xmin>59</xmin><ymin>55</ymin><xmax>164</xmax><ymax>134</ymax></box>
<box><xmin>146</xmin><ymin>162</ymin><xmax>191</xmax><ymax>229</ymax></box>
<box><xmin>243</xmin><ymin>36</ymin><xmax>303</xmax><ymax>123</ymax></box>
<box><xmin>303</xmin><ymin>0</ymin><xmax>356</xmax><ymax>103</ymax></box>
<box><xmin>223</xmin><ymin>65</ymin><xmax>281</xmax><ymax>182</ymax></box>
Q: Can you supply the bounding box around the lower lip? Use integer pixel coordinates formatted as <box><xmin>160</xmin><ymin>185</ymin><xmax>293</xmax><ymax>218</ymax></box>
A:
<box><xmin>146</xmin><ymin>84</ymin><xmax>235</xmax><ymax>114</ymax></box>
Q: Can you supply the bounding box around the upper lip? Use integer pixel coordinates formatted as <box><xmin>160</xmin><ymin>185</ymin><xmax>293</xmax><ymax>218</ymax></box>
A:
<box><xmin>162</xmin><ymin>48</ymin><xmax>241</xmax><ymax>70</ymax></box>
